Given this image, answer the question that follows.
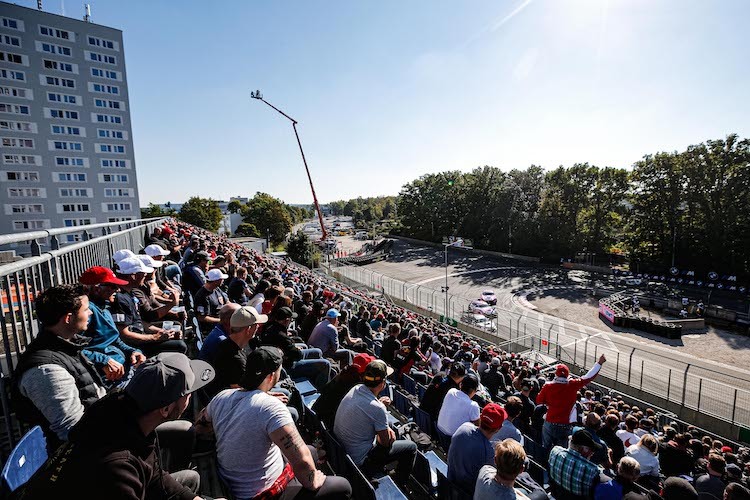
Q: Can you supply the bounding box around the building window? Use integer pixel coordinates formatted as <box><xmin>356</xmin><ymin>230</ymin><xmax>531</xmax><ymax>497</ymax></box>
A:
<box><xmin>8</xmin><ymin>204</ymin><xmax>44</xmax><ymax>214</ymax></box>
<box><xmin>90</xmin><ymin>67</ymin><xmax>120</xmax><ymax>80</ymax></box>
<box><xmin>90</xmin><ymin>83</ymin><xmax>119</xmax><ymax>95</ymax></box>
<box><xmin>51</xmin><ymin>141</ymin><xmax>83</xmax><ymax>151</ymax></box>
<box><xmin>47</xmin><ymin>92</ymin><xmax>78</xmax><ymax>105</ymax></box>
<box><xmin>43</xmin><ymin>59</ymin><xmax>76</xmax><ymax>73</ymax></box>
<box><xmin>97</xmin><ymin>129</ymin><xmax>125</xmax><ymax>139</ymax></box>
<box><xmin>37</xmin><ymin>42</ymin><xmax>71</xmax><ymax>57</ymax></box>
<box><xmin>0</xmin><ymin>51</ymin><xmax>25</xmax><ymax>65</ymax></box>
<box><xmin>59</xmin><ymin>188</ymin><xmax>91</xmax><ymax>197</ymax></box>
<box><xmin>1</xmin><ymin>137</ymin><xmax>34</xmax><ymax>148</ymax></box>
<box><xmin>39</xmin><ymin>25</ymin><xmax>73</xmax><ymax>41</ymax></box>
<box><xmin>0</xmin><ymin>103</ymin><xmax>30</xmax><ymax>115</ymax></box>
<box><xmin>0</xmin><ymin>120</ymin><xmax>34</xmax><ymax>132</ymax></box>
<box><xmin>87</xmin><ymin>36</ymin><xmax>116</xmax><ymax>50</ymax></box>
<box><xmin>0</xmin><ymin>86</ymin><xmax>30</xmax><ymax>99</ymax></box>
<box><xmin>101</xmin><ymin>173</ymin><xmax>129</xmax><ymax>183</ymax></box>
<box><xmin>94</xmin><ymin>98</ymin><xmax>122</xmax><ymax>109</ymax></box>
<box><xmin>47</xmin><ymin>108</ymin><xmax>79</xmax><ymax>120</ymax></box>
<box><xmin>43</xmin><ymin>75</ymin><xmax>76</xmax><ymax>88</ymax></box>
<box><xmin>0</xmin><ymin>34</ymin><xmax>21</xmax><ymax>47</ymax></box>
<box><xmin>0</xmin><ymin>69</ymin><xmax>25</xmax><ymax>81</ymax></box>
<box><xmin>104</xmin><ymin>202</ymin><xmax>132</xmax><ymax>212</ymax></box>
<box><xmin>8</xmin><ymin>188</ymin><xmax>43</xmax><ymax>197</ymax></box>
<box><xmin>93</xmin><ymin>113</ymin><xmax>122</xmax><ymax>124</ymax></box>
<box><xmin>64</xmin><ymin>218</ymin><xmax>94</xmax><ymax>227</ymax></box>
<box><xmin>100</xmin><ymin>159</ymin><xmax>129</xmax><ymax>168</ymax></box>
<box><xmin>104</xmin><ymin>188</ymin><xmax>132</xmax><ymax>197</ymax></box>
<box><xmin>57</xmin><ymin>173</ymin><xmax>87</xmax><ymax>182</ymax></box>
<box><xmin>1</xmin><ymin>17</ymin><xmax>23</xmax><ymax>31</ymax></box>
<box><xmin>98</xmin><ymin>144</ymin><xmax>126</xmax><ymax>154</ymax></box>
<box><xmin>13</xmin><ymin>220</ymin><xmax>49</xmax><ymax>230</ymax></box>
<box><xmin>51</xmin><ymin>124</ymin><xmax>83</xmax><ymax>136</ymax></box>
<box><xmin>86</xmin><ymin>51</ymin><xmax>116</xmax><ymax>65</ymax></box>
<box><xmin>55</xmin><ymin>157</ymin><xmax>86</xmax><ymax>167</ymax></box>
<box><xmin>3</xmin><ymin>154</ymin><xmax>39</xmax><ymax>165</ymax></box>
<box><xmin>5</xmin><ymin>171</ymin><xmax>39</xmax><ymax>182</ymax></box>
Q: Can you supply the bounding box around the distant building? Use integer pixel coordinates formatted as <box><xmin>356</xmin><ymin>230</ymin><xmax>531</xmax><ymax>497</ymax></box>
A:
<box><xmin>0</xmin><ymin>2</ymin><xmax>141</xmax><ymax>242</ymax></box>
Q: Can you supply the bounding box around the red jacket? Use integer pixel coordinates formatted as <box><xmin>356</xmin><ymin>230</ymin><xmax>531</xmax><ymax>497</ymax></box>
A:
<box><xmin>537</xmin><ymin>365</ymin><xmax>601</xmax><ymax>424</ymax></box>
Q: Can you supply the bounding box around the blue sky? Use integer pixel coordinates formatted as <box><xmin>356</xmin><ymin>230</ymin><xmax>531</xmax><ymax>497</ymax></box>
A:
<box><xmin>14</xmin><ymin>0</ymin><xmax>750</xmax><ymax>205</ymax></box>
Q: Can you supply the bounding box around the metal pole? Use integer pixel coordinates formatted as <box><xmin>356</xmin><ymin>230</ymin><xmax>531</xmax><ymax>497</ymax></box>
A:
<box><xmin>667</xmin><ymin>369</ymin><xmax>672</xmax><ymax>401</ymax></box>
<box><xmin>697</xmin><ymin>378</ymin><xmax>703</xmax><ymax>411</ymax></box>
<box><xmin>639</xmin><ymin>360</ymin><xmax>644</xmax><ymax>390</ymax></box>
<box><xmin>615</xmin><ymin>351</ymin><xmax>620</xmax><ymax>382</ymax></box>
<box><xmin>444</xmin><ymin>245</ymin><xmax>448</xmax><ymax>320</ymax></box>
<box><xmin>627</xmin><ymin>348</ymin><xmax>635</xmax><ymax>385</ymax></box>
<box><xmin>680</xmin><ymin>365</ymin><xmax>691</xmax><ymax>409</ymax></box>
<box><xmin>732</xmin><ymin>389</ymin><xmax>738</xmax><ymax>424</ymax></box>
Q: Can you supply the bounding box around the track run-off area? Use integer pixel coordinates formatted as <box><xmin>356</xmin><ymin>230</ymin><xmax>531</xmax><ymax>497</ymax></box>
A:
<box><xmin>327</xmin><ymin>239</ymin><xmax>750</xmax><ymax>431</ymax></box>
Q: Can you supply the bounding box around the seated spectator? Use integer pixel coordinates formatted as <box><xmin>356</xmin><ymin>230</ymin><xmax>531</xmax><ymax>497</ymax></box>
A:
<box><xmin>512</xmin><ymin>379</ymin><xmax>535</xmax><ymax>435</ymax></box>
<box><xmin>112</xmin><ymin>257</ymin><xmax>187</xmax><ymax>356</ymax></box>
<box><xmin>491</xmin><ymin>396</ymin><xmax>524</xmax><ymax>445</ymax></box>
<box><xmin>334</xmin><ymin>360</ymin><xmax>416</xmax><ymax>488</ymax></box>
<box><xmin>312</xmin><ymin>354</ymin><xmax>375</xmax><ymax>430</ymax></box>
<box><xmin>247</xmin><ymin>279</ymin><xmax>270</xmax><ymax>313</ymax></box>
<box><xmin>421</xmin><ymin>362</ymin><xmax>466</xmax><ymax>421</ymax></box>
<box><xmin>261</xmin><ymin>307</ymin><xmax>331</xmax><ymax>389</ymax></box>
<box><xmin>392</xmin><ymin>336</ymin><xmax>429</xmax><ymax>384</ymax></box>
<box><xmin>695</xmin><ymin>452</ymin><xmax>727</xmax><ymax>500</ymax></box>
<box><xmin>625</xmin><ymin>434</ymin><xmax>660</xmax><ymax>484</ymax></box>
<box><xmin>474</xmin><ymin>438</ymin><xmax>528</xmax><ymax>500</ymax></box>
<box><xmin>576</xmin><ymin>413</ymin><xmax>607</xmax><ymax>466</ymax></box>
<box><xmin>300</xmin><ymin>300</ymin><xmax>325</xmax><ymax>342</ymax></box>
<box><xmin>17</xmin><ymin>353</ymin><xmax>212</xmax><ymax>498</ymax></box>
<box><xmin>548</xmin><ymin>429</ymin><xmax>604</xmax><ymax>500</ymax></box>
<box><xmin>598</xmin><ymin>413</ymin><xmax>626</xmax><ymax>467</ymax></box>
<box><xmin>380</xmin><ymin>323</ymin><xmax>401</xmax><ymax>365</ymax></box>
<box><xmin>206</xmin><ymin>306</ymin><xmax>267</xmax><ymax>398</ymax></box>
<box><xmin>11</xmin><ymin>285</ymin><xmax>106</xmax><ymax>449</ymax></box>
<box><xmin>194</xmin><ymin>268</ymin><xmax>230</xmax><ymax>334</ymax></box>
<box><xmin>634</xmin><ymin>418</ymin><xmax>655</xmax><ymax>438</ymax></box>
<box><xmin>309</xmin><ymin>309</ymin><xmax>353</xmax><ymax>368</ymax></box>
<box><xmin>79</xmin><ymin>266</ymin><xmax>146</xmax><ymax>388</ymax></box>
<box><xmin>481</xmin><ymin>357</ymin><xmax>505</xmax><ymax>400</ymax></box>
<box><xmin>200</xmin><ymin>346</ymin><xmax>351</xmax><ymax>499</ymax></box>
<box><xmin>594</xmin><ymin>457</ymin><xmax>642</xmax><ymax>500</ymax></box>
<box><xmin>725</xmin><ymin>483</ymin><xmax>750</xmax><ymax>500</ymax></box>
<box><xmin>448</xmin><ymin>403</ymin><xmax>506</xmax><ymax>493</ymax></box>
<box><xmin>661</xmin><ymin>476</ymin><xmax>698</xmax><ymax>500</ymax></box>
<box><xmin>131</xmin><ymin>255</ymin><xmax>183</xmax><ymax>325</ymax></box>
<box><xmin>182</xmin><ymin>250</ymin><xmax>210</xmax><ymax>297</ymax></box>
<box><xmin>437</xmin><ymin>374</ymin><xmax>481</xmax><ymax>437</ymax></box>
<box><xmin>537</xmin><ymin>356</ymin><xmax>605</xmax><ymax>453</ymax></box>
<box><xmin>617</xmin><ymin>415</ymin><xmax>640</xmax><ymax>448</ymax></box>
<box><xmin>198</xmin><ymin>303</ymin><xmax>240</xmax><ymax>363</ymax></box>
<box><xmin>659</xmin><ymin>433</ymin><xmax>694</xmax><ymax>477</ymax></box>
<box><xmin>226</xmin><ymin>266</ymin><xmax>252</xmax><ymax>305</ymax></box>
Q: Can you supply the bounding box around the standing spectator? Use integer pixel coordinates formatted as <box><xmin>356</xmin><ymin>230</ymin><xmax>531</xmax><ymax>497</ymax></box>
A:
<box><xmin>421</xmin><ymin>362</ymin><xmax>466</xmax><ymax>421</ymax></box>
<box><xmin>16</xmin><ymin>353</ymin><xmax>213</xmax><ymax>498</ymax></box>
<box><xmin>201</xmin><ymin>347</ymin><xmax>351</xmax><ymax>499</ymax></box>
<box><xmin>481</xmin><ymin>357</ymin><xmax>505</xmax><ymax>400</ymax></box>
<box><xmin>309</xmin><ymin>309</ymin><xmax>354</xmax><ymax>367</ymax></box>
<box><xmin>548</xmin><ymin>429</ymin><xmax>604</xmax><ymax>499</ymax></box>
<box><xmin>448</xmin><ymin>403</ymin><xmax>506</xmax><ymax>493</ymax></box>
<box><xmin>537</xmin><ymin>356</ymin><xmax>605</xmax><ymax>453</ymax></box>
<box><xmin>695</xmin><ymin>453</ymin><xmax>727</xmax><ymax>500</ymax></box>
<box><xmin>334</xmin><ymin>360</ymin><xmax>416</xmax><ymax>488</ymax></box>
<box><xmin>79</xmin><ymin>266</ymin><xmax>146</xmax><ymax>388</ymax></box>
<box><xmin>513</xmin><ymin>379</ymin><xmax>536</xmax><ymax>435</ymax></box>
<box><xmin>11</xmin><ymin>285</ymin><xmax>106</xmax><ymax>449</ymax></box>
<box><xmin>437</xmin><ymin>374</ymin><xmax>481</xmax><ymax>437</ymax></box>
<box><xmin>473</xmin><ymin>438</ymin><xmax>528</xmax><ymax>500</ymax></box>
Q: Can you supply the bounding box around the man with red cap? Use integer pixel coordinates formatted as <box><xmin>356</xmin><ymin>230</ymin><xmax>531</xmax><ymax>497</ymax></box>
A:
<box><xmin>537</xmin><ymin>355</ymin><xmax>606</xmax><ymax>455</ymax></box>
<box><xmin>447</xmin><ymin>403</ymin><xmax>507</xmax><ymax>493</ymax></box>
<box><xmin>79</xmin><ymin>266</ymin><xmax>146</xmax><ymax>388</ymax></box>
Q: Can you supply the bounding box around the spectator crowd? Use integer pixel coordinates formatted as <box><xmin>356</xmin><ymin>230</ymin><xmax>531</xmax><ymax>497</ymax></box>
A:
<box><xmin>5</xmin><ymin>219</ymin><xmax>750</xmax><ymax>500</ymax></box>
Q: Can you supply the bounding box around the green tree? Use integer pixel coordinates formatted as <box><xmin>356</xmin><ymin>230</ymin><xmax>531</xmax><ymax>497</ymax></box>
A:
<box><xmin>286</xmin><ymin>230</ymin><xmax>318</xmax><ymax>268</ymax></box>
<box><xmin>140</xmin><ymin>202</ymin><xmax>176</xmax><ymax>219</ymax></box>
<box><xmin>227</xmin><ymin>200</ymin><xmax>243</xmax><ymax>214</ymax></box>
<box><xmin>241</xmin><ymin>192</ymin><xmax>293</xmax><ymax>245</ymax></box>
<box><xmin>178</xmin><ymin>197</ymin><xmax>223</xmax><ymax>231</ymax></box>
<box><xmin>234</xmin><ymin>223</ymin><xmax>260</xmax><ymax>237</ymax></box>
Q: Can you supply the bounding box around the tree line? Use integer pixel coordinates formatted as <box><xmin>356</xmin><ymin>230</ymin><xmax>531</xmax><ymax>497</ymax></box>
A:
<box><xmin>395</xmin><ymin>134</ymin><xmax>750</xmax><ymax>278</ymax></box>
<box><xmin>327</xmin><ymin>196</ymin><xmax>398</xmax><ymax>226</ymax></box>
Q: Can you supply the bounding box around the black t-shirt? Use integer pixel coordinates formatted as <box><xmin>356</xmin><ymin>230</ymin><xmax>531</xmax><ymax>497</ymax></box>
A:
<box><xmin>207</xmin><ymin>337</ymin><xmax>246</xmax><ymax>398</ymax></box>
<box><xmin>226</xmin><ymin>277</ymin><xmax>249</xmax><ymax>305</ymax></box>
<box><xmin>420</xmin><ymin>374</ymin><xmax>459</xmax><ymax>419</ymax></box>
<box><xmin>194</xmin><ymin>286</ymin><xmax>229</xmax><ymax>321</ymax></box>
<box><xmin>260</xmin><ymin>322</ymin><xmax>302</xmax><ymax>368</ymax></box>
<box><xmin>381</xmin><ymin>336</ymin><xmax>401</xmax><ymax>365</ymax></box>
<box><xmin>111</xmin><ymin>290</ymin><xmax>144</xmax><ymax>333</ymax></box>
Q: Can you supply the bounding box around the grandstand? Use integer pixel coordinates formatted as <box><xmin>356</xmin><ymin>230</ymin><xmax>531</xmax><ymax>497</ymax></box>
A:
<box><xmin>0</xmin><ymin>218</ymin><xmax>749</xmax><ymax>499</ymax></box>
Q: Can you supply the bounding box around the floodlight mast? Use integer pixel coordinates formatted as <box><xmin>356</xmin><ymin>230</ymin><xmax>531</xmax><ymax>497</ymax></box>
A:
<box><xmin>250</xmin><ymin>90</ymin><xmax>328</xmax><ymax>242</ymax></box>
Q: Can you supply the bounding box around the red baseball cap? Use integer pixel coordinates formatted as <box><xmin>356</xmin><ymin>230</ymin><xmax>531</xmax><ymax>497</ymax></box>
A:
<box><xmin>79</xmin><ymin>266</ymin><xmax>128</xmax><ymax>286</ymax></box>
<box><xmin>480</xmin><ymin>403</ymin><xmax>507</xmax><ymax>432</ymax></box>
<box><xmin>555</xmin><ymin>364</ymin><xmax>570</xmax><ymax>378</ymax></box>
<box><xmin>352</xmin><ymin>354</ymin><xmax>376</xmax><ymax>375</ymax></box>
<box><xmin>721</xmin><ymin>446</ymin><xmax>733</xmax><ymax>454</ymax></box>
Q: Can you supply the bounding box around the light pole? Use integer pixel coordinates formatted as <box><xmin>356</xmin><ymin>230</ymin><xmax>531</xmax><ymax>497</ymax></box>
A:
<box><xmin>250</xmin><ymin>90</ymin><xmax>328</xmax><ymax>242</ymax></box>
<box><xmin>442</xmin><ymin>244</ymin><xmax>450</xmax><ymax>319</ymax></box>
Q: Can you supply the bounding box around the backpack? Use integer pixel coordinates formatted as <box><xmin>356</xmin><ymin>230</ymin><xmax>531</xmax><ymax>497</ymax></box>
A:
<box><xmin>395</xmin><ymin>422</ymin><xmax>432</xmax><ymax>452</ymax></box>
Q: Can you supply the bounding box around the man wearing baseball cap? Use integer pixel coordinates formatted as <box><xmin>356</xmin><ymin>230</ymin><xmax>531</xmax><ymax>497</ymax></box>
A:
<box><xmin>334</xmin><ymin>360</ymin><xmax>416</xmax><ymax>488</ymax></box>
<box><xmin>182</xmin><ymin>250</ymin><xmax>210</xmax><ymax>298</ymax></box>
<box><xmin>112</xmin><ymin>257</ymin><xmax>187</xmax><ymax>357</ymax></box>
<box><xmin>17</xmin><ymin>353</ymin><xmax>215</xmax><ymax>499</ymax></box>
<box><xmin>202</xmin><ymin>347</ymin><xmax>351</xmax><ymax>499</ymax></box>
<box><xmin>194</xmin><ymin>268</ymin><xmax>229</xmax><ymax>334</ymax></box>
<box><xmin>79</xmin><ymin>266</ymin><xmax>146</xmax><ymax>388</ymax></box>
<box><xmin>548</xmin><ymin>428</ymin><xmax>604</xmax><ymax>498</ymax></box>
<box><xmin>537</xmin><ymin>355</ymin><xmax>606</xmax><ymax>455</ymax></box>
<box><xmin>309</xmin><ymin>308</ymin><xmax>354</xmax><ymax>368</ymax></box>
<box><xmin>447</xmin><ymin>403</ymin><xmax>507</xmax><ymax>493</ymax></box>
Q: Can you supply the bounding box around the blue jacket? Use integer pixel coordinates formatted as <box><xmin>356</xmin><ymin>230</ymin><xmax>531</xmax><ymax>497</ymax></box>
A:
<box><xmin>83</xmin><ymin>298</ymin><xmax>139</xmax><ymax>368</ymax></box>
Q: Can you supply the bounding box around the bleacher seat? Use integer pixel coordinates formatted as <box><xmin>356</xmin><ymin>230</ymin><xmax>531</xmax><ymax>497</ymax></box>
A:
<box><xmin>321</xmin><ymin>424</ymin><xmax>347</xmax><ymax>475</ymax></box>
<box><xmin>302</xmin><ymin>392</ymin><xmax>320</xmax><ymax>408</ymax></box>
<box><xmin>402</xmin><ymin>375</ymin><xmax>416</xmax><ymax>396</ymax></box>
<box><xmin>373</xmin><ymin>341</ymin><xmax>382</xmax><ymax>357</ymax></box>
<box><xmin>393</xmin><ymin>390</ymin><xmax>411</xmax><ymax>418</ymax></box>
<box><xmin>293</xmin><ymin>378</ymin><xmax>317</xmax><ymax>397</ymax></box>
<box><xmin>413</xmin><ymin>450</ymin><xmax>447</xmax><ymax>495</ymax></box>
<box><xmin>436</xmin><ymin>468</ymin><xmax>471</xmax><ymax>500</ymax></box>
<box><xmin>414</xmin><ymin>405</ymin><xmax>435</xmax><ymax>438</ymax></box>
<box><xmin>416</xmin><ymin>383</ymin><xmax>427</xmax><ymax>402</ymax></box>
<box><xmin>346</xmin><ymin>454</ymin><xmax>407</xmax><ymax>500</ymax></box>
<box><xmin>1</xmin><ymin>426</ymin><xmax>46</xmax><ymax>493</ymax></box>
<box><xmin>526</xmin><ymin>458</ymin><xmax>548</xmax><ymax>490</ymax></box>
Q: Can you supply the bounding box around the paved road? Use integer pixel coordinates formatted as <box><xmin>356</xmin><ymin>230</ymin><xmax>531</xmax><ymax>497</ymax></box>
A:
<box><xmin>331</xmin><ymin>239</ymin><xmax>750</xmax><ymax>427</ymax></box>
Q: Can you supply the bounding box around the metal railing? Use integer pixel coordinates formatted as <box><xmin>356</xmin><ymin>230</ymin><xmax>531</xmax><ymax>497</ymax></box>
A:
<box><xmin>0</xmin><ymin>217</ymin><xmax>168</xmax><ymax>454</ymax></box>
<box><xmin>324</xmin><ymin>259</ymin><xmax>750</xmax><ymax>437</ymax></box>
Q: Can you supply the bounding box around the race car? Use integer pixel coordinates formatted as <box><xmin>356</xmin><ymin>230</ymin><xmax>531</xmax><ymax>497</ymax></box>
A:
<box><xmin>480</xmin><ymin>290</ymin><xmax>497</xmax><ymax>305</ymax></box>
<box><xmin>468</xmin><ymin>299</ymin><xmax>495</xmax><ymax>316</ymax></box>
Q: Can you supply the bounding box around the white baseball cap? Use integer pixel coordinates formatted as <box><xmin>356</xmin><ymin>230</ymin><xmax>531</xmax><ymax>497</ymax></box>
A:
<box><xmin>118</xmin><ymin>256</ymin><xmax>154</xmax><ymax>275</ymax></box>
<box><xmin>138</xmin><ymin>254</ymin><xmax>164</xmax><ymax>268</ymax></box>
<box><xmin>144</xmin><ymin>244</ymin><xmax>170</xmax><ymax>257</ymax></box>
<box><xmin>113</xmin><ymin>249</ymin><xmax>136</xmax><ymax>264</ymax></box>
<box><xmin>206</xmin><ymin>269</ymin><xmax>229</xmax><ymax>282</ymax></box>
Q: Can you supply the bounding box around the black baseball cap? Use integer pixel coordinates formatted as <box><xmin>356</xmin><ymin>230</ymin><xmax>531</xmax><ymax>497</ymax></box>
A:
<box><xmin>194</xmin><ymin>251</ymin><xmax>210</xmax><ymax>262</ymax></box>
<box><xmin>240</xmin><ymin>346</ymin><xmax>283</xmax><ymax>390</ymax></box>
<box><xmin>571</xmin><ymin>429</ymin><xmax>603</xmax><ymax>450</ymax></box>
<box><xmin>274</xmin><ymin>307</ymin><xmax>298</xmax><ymax>320</ymax></box>
<box><xmin>460</xmin><ymin>374</ymin><xmax>479</xmax><ymax>391</ymax></box>
<box><xmin>362</xmin><ymin>360</ymin><xmax>394</xmax><ymax>387</ymax></box>
<box><xmin>125</xmin><ymin>353</ymin><xmax>214</xmax><ymax>413</ymax></box>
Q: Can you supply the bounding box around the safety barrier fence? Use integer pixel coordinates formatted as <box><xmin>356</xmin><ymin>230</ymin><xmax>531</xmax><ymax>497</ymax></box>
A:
<box><xmin>324</xmin><ymin>260</ymin><xmax>750</xmax><ymax>440</ymax></box>
<box><xmin>0</xmin><ymin>217</ymin><xmax>167</xmax><ymax>456</ymax></box>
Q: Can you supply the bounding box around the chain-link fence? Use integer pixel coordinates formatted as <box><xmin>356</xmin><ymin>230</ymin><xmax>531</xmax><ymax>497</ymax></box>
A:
<box><xmin>326</xmin><ymin>260</ymin><xmax>750</xmax><ymax>432</ymax></box>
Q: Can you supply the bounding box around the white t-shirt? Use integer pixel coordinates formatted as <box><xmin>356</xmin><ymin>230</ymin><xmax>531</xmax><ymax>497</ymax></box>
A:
<box><xmin>616</xmin><ymin>429</ymin><xmax>639</xmax><ymax>448</ymax></box>
<box><xmin>428</xmin><ymin>351</ymin><xmax>441</xmax><ymax>373</ymax></box>
<box><xmin>207</xmin><ymin>388</ymin><xmax>294</xmax><ymax>499</ymax></box>
<box><xmin>437</xmin><ymin>388</ymin><xmax>480</xmax><ymax>436</ymax></box>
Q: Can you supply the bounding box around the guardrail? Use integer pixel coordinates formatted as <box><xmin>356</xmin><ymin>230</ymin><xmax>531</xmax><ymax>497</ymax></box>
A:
<box><xmin>324</xmin><ymin>259</ymin><xmax>750</xmax><ymax>440</ymax></box>
<box><xmin>0</xmin><ymin>217</ymin><xmax>168</xmax><ymax>456</ymax></box>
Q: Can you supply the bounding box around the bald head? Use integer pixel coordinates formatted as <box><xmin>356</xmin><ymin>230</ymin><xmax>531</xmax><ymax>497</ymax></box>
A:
<box><xmin>219</xmin><ymin>303</ymin><xmax>241</xmax><ymax>330</ymax></box>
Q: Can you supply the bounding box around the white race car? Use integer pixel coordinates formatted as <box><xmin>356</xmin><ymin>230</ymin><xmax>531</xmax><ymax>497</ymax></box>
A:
<box><xmin>480</xmin><ymin>290</ymin><xmax>497</xmax><ymax>305</ymax></box>
<box><xmin>469</xmin><ymin>300</ymin><xmax>495</xmax><ymax>316</ymax></box>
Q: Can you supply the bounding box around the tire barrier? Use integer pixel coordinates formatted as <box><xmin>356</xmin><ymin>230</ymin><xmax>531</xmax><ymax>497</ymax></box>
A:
<box><xmin>599</xmin><ymin>293</ymin><xmax>683</xmax><ymax>340</ymax></box>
